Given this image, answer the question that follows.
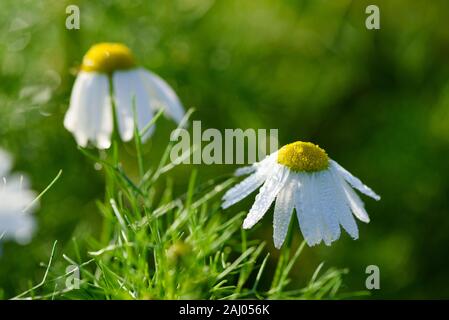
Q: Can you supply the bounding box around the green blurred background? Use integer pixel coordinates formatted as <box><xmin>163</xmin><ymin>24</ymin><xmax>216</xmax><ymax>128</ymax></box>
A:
<box><xmin>1</xmin><ymin>0</ymin><xmax>449</xmax><ymax>298</ymax></box>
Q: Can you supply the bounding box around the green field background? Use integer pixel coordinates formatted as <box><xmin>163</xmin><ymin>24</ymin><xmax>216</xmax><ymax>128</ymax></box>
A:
<box><xmin>1</xmin><ymin>0</ymin><xmax>449</xmax><ymax>298</ymax></box>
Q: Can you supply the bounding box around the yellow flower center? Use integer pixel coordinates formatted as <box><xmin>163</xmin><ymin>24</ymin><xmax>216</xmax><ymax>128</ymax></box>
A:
<box><xmin>277</xmin><ymin>141</ymin><xmax>329</xmax><ymax>172</ymax></box>
<box><xmin>80</xmin><ymin>43</ymin><xmax>136</xmax><ymax>73</ymax></box>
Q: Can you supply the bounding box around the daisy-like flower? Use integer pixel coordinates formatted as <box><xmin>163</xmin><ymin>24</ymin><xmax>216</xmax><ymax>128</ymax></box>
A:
<box><xmin>64</xmin><ymin>43</ymin><xmax>185</xmax><ymax>149</ymax></box>
<box><xmin>0</xmin><ymin>149</ymin><xmax>37</xmax><ymax>244</ymax></box>
<box><xmin>222</xmin><ymin>141</ymin><xmax>380</xmax><ymax>248</ymax></box>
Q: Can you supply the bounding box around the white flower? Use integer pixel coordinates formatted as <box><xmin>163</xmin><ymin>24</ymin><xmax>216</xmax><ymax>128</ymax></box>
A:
<box><xmin>0</xmin><ymin>149</ymin><xmax>37</xmax><ymax>244</ymax></box>
<box><xmin>222</xmin><ymin>141</ymin><xmax>380</xmax><ymax>248</ymax></box>
<box><xmin>64</xmin><ymin>43</ymin><xmax>185</xmax><ymax>149</ymax></box>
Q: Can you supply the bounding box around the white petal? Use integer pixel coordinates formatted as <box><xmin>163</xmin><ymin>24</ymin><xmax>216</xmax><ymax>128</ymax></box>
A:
<box><xmin>0</xmin><ymin>213</ymin><xmax>35</xmax><ymax>244</ymax></box>
<box><xmin>0</xmin><ymin>177</ymin><xmax>37</xmax><ymax>244</ymax></box>
<box><xmin>64</xmin><ymin>72</ymin><xmax>92</xmax><ymax>147</ymax></box>
<box><xmin>314</xmin><ymin>170</ymin><xmax>341</xmax><ymax>245</ymax></box>
<box><xmin>113</xmin><ymin>69</ymin><xmax>155</xmax><ymax>142</ymax></box>
<box><xmin>235</xmin><ymin>165</ymin><xmax>256</xmax><ymax>177</ymax></box>
<box><xmin>294</xmin><ymin>173</ymin><xmax>322</xmax><ymax>246</ymax></box>
<box><xmin>330</xmin><ymin>160</ymin><xmax>380</xmax><ymax>200</ymax></box>
<box><xmin>64</xmin><ymin>72</ymin><xmax>113</xmax><ymax>149</ymax></box>
<box><xmin>222</xmin><ymin>173</ymin><xmax>267</xmax><ymax>209</ymax></box>
<box><xmin>329</xmin><ymin>168</ymin><xmax>359</xmax><ymax>239</ymax></box>
<box><xmin>3</xmin><ymin>174</ymin><xmax>31</xmax><ymax>192</ymax></box>
<box><xmin>86</xmin><ymin>79</ymin><xmax>113</xmax><ymax>149</ymax></box>
<box><xmin>64</xmin><ymin>72</ymin><xmax>86</xmax><ymax>132</ymax></box>
<box><xmin>340</xmin><ymin>178</ymin><xmax>370</xmax><ymax>223</ymax></box>
<box><xmin>140</xmin><ymin>69</ymin><xmax>185</xmax><ymax>123</ymax></box>
<box><xmin>243</xmin><ymin>164</ymin><xmax>289</xmax><ymax>229</ymax></box>
<box><xmin>222</xmin><ymin>153</ymin><xmax>277</xmax><ymax>208</ymax></box>
<box><xmin>273</xmin><ymin>175</ymin><xmax>295</xmax><ymax>249</ymax></box>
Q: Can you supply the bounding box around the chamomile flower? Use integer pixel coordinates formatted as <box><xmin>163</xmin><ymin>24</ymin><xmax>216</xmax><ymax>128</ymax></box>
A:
<box><xmin>64</xmin><ymin>43</ymin><xmax>185</xmax><ymax>149</ymax></box>
<box><xmin>0</xmin><ymin>149</ymin><xmax>37</xmax><ymax>244</ymax></box>
<box><xmin>222</xmin><ymin>141</ymin><xmax>380</xmax><ymax>248</ymax></box>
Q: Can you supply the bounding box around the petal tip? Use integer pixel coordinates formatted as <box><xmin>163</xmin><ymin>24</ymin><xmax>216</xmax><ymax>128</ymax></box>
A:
<box><xmin>273</xmin><ymin>238</ymin><xmax>284</xmax><ymax>249</ymax></box>
<box><xmin>242</xmin><ymin>219</ymin><xmax>253</xmax><ymax>229</ymax></box>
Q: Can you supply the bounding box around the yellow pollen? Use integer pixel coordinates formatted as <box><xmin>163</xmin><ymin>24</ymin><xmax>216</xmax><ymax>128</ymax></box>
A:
<box><xmin>277</xmin><ymin>141</ymin><xmax>329</xmax><ymax>172</ymax></box>
<box><xmin>80</xmin><ymin>43</ymin><xmax>136</xmax><ymax>73</ymax></box>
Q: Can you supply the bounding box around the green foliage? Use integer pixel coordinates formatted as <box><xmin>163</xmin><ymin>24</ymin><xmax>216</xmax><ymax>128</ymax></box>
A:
<box><xmin>12</xmin><ymin>116</ymin><xmax>352</xmax><ymax>299</ymax></box>
<box><xmin>1</xmin><ymin>0</ymin><xmax>449</xmax><ymax>299</ymax></box>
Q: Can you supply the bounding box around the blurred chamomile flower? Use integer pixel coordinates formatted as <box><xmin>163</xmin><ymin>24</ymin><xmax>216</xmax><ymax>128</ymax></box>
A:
<box><xmin>222</xmin><ymin>141</ymin><xmax>380</xmax><ymax>248</ymax></box>
<box><xmin>64</xmin><ymin>43</ymin><xmax>185</xmax><ymax>149</ymax></box>
<box><xmin>0</xmin><ymin>149</ymin><xmax>37</xmax><ymax>244</ymax></box>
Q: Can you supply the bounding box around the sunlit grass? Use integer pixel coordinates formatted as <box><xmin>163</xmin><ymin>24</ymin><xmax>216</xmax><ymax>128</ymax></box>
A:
<box><xmin>13</xmin><ymin>111</ymin><xmax>359</xmax><ymax>300</ymax></box>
